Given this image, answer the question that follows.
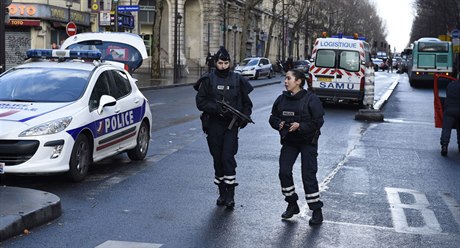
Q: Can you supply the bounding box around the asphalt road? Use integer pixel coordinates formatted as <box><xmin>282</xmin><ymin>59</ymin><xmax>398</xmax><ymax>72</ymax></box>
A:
<box><xmin>1</xmin><ymin>72</ymin><xmax>459</xmax><ymax>248</ymax></box>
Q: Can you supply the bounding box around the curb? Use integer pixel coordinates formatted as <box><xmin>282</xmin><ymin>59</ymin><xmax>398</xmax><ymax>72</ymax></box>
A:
<box><xmin>355</xmin><ymin>80</ymin><xmax>399</xmax><ymax>122</ymax></box>
<box><xmin>374</xmin><ymin>80</ymin><xmax>399</xmax><ymax>110</ymax></box>
<box><xmin>0</xmin><ymin>186</ymin><xmax>61</xmax><ymax>242</ymax></box>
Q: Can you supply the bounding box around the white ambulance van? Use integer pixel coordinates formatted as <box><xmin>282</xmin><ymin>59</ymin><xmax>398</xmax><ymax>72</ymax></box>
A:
<box><xmin>309</xmin><ymin>34</ymin><xmax>374</xmax><ymax>108</ymax></box>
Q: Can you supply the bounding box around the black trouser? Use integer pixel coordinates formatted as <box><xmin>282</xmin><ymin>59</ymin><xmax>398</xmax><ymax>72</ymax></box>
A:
<box><xmin>440</xmin><ymin>110</ymin><xmax>460</xmax><ymax>146</ymax></box>
<box><xmin>206</xmin><ymin>119</ymin><xmax>239</xmax><ymax>186</ymax></box>
<box><xmin>279</xmin><ymin>142</ymin><xmax>323</xmax><ymax>210</ymax></box>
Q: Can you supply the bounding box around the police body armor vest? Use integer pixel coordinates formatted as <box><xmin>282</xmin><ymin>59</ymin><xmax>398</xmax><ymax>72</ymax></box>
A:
<box><xmin>277</xmin><ymin>93</ymin><xmax>316</xmax><ymax>143</ymax></box>
<box><xmin>209</xmin><ymin>72</ymin><xmax>243</xmax><ymax>112</ymax></box>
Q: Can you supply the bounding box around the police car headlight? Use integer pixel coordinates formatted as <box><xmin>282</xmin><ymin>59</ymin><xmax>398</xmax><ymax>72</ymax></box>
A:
<box><xmin>19</xmin><ymin>117</ymin><xmax>73</xmax><ymax>137</ymax></box>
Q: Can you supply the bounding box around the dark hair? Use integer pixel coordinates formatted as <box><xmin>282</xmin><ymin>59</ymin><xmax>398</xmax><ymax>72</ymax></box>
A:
<box><xmin>288</xmin><ymin>69</ymin><xmax>314</xmax><ymax>92</ymax></box>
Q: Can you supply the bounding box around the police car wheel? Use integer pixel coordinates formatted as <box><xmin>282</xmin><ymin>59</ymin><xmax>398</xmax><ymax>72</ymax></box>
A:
<box><xmin>68</xmin><ymin>134</ymin><xmax>91</xmax><ymax>182</ymax></box>
<box><xmin>127</xmin><ymin>121</ymin><xmax>150</xmax><ymax>161</ymax></box>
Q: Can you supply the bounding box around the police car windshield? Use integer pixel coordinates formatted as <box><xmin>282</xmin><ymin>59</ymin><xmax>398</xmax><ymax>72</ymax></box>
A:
<box><xmin>241</xmin><ymin>59</ymin><xmax>258</xmax><ymax>66</ymax></box>
<box><xmin>0</xmin><ymin>68</ymin><xmax>90</xmax><ymax>102</ymax></box>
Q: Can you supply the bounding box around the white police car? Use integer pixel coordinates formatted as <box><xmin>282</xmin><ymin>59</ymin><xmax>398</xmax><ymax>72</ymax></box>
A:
<box><xmin>234</xmin><ymin>57</ymin><xmax>273</xmax><ymax>80</ymax></box>
<box><xmin>0</xmin><ymin>48</ymin><xmax>152</xmax><ymax>181</ymax></box>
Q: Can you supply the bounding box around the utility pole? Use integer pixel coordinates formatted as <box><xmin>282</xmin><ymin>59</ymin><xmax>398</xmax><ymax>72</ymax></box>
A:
<box><xmin>0</xmin><ymin>1</ymin><xmax>6</xmax><ymax>73</ymax></box>
<box><xmin>173</xmin><ymin>0</ymin><xmax>178</xmax><ymax>83</ymax></box>
<box><xmin>223</xmin><ymin>0</ymin><xmax>227</xmax><ymax>47</ymax></box>
<box><xmin>282</xmin><ymin>0</ymin><xmax>285</xmax><ymax>62</ymax></box>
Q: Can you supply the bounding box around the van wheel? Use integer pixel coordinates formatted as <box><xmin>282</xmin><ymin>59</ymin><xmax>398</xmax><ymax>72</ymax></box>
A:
<box><xmin>68</xmin><ymin>134</ymin><xmax>91</xmax><ymax>182</ymax></box>
<box><xmin>127</xmin><ymin>121</ymin><xmax>150</xmax><ymax>161</ymax></box>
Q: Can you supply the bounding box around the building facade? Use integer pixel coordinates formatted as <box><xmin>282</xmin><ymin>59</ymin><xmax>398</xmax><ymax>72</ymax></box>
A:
<box><xmin>5</xmin><ymin>0</ymin><xmax>308</xmax><ymax>70</ymax></box>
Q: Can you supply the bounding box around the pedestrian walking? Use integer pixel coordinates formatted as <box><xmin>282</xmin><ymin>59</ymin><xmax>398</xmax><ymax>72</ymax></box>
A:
<box><xmin>440</xmin><ymin>79</ymin><xmax>460</xmax><ymax>156</ymax></box>
<box><xmin>195</xmin><ymin>46</ymin><xmax>254</xmax><ymax>209</ymax></box>
<box><xmin>269</xmin><ymin>69</ymin><xmax>325</xmax><ymax>225</ymax></box>
<box><xmin>206</xmin><ymin>52</ymin><xmax>215</xmax><ymax>73</ymax></box>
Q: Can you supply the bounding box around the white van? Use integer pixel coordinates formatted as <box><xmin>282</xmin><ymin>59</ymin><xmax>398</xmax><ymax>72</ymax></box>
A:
<box><xmin>309</xmin><ymin>36</ymin><xmax>374</xmax><ymax>108</ymax></box>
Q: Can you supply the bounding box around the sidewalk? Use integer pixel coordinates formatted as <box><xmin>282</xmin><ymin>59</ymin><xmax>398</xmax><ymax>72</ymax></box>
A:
<box><xmin>0</xmin><ymin>186</ymin><xmax>61</xmax><ymax>241</ymax></box>
<box><xmin>131</xmin><ymin>67</ymin><xmax>202</xmax><ymax>89</ymax></box>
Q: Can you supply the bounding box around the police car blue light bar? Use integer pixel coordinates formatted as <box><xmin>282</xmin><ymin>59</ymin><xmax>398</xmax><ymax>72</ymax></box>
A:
<box><xmin>26</xmin><ymin>49</ymin><xmax>101</xmax><ymax>60</ymax></box>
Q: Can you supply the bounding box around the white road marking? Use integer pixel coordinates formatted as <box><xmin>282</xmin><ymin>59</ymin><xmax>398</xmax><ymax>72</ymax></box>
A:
<box><xmin>385</xmin><ymin>187</ymin><xmax>442</xmax><ymax>234</ymax></box>
<box><xmin>441</xmin><ymin>192</ymin><xmax>460</xmax><ymax>227</ymax></box>
<box><xmin>150</xmin><ymin>103</ymin><xmax>165</xmax><ymax>107</ymax></box>
<box><xmin>95</xmin><ymin>240</ymin><xmax>162</xmax><ymax>248</ymax></box>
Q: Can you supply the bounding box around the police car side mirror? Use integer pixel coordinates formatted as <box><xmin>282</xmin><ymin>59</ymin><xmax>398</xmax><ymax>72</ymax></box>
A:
<box><xmin>97</xmin><ymin>95</ymin><xmax>117</xmax><ymax>115</ymax></box>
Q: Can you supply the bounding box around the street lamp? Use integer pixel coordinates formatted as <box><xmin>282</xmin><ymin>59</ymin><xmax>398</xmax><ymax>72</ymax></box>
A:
<box><xmin>66</xmin><ymin>0</ymin><xmax>73</xmax><ymax>22</ymax></box>
<box><xmin>232</xmin><ymin>24</ymin><xmax>237</xmax><ymax>66</ymax></box>
<box><xmin>176</xmin><ymin>13</ymin><xmax>182</xmax><ymax>77</ymax></box>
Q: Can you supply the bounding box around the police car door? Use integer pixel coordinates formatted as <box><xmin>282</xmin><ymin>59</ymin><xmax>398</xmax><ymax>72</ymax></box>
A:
<box><xmin>89</xmin><ymin>70</ymin><xmax>135</xmax><ymax>161</ymax></box>
<box><xmin>106</xmin><ymin>69</ymin><xmax>141</xmax><ymax>153</ymax></box>
<box><xmin>89</xmin><ymin>70</ymin><xmax>123</xmax><ymax>161</ymax></box>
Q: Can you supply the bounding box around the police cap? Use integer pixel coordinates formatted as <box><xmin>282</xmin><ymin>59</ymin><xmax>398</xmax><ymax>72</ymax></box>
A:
<box><xmin>215</xmin><ymin>46</ymin><xmax>230</xmax><ymax>61</ymax></box>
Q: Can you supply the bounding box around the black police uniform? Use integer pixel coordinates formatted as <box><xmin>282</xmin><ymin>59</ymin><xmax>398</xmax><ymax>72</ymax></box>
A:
<box><xmin>269</xmin><ymin>89</ymin><xmax>324</xmax><ymax>211</ymax></box>
<box><xmin>195</xmin><ymin>55</ymin><xmax>253</xmax><ymax>207</ymax></box>
<box><xmin>440</xmin><ymin>80</ymin><xmax>460</xmax><ymax>155</ymax></box>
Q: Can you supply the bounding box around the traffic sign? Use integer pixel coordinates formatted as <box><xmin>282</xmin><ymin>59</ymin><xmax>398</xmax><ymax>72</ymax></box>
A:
<box><xmin>117</xmin><ymin>5</ymin><xmax>140</xmax><ymax>12</ymax></box>
<box><xmin>451</xmin><ymin>29</ymin><xmax>459</xmax><ymax>39</ymax></box>
<box><xmin>66</xmin><ymin>22</ymin><xmax>77</xmax><ymax>36</ymax></box>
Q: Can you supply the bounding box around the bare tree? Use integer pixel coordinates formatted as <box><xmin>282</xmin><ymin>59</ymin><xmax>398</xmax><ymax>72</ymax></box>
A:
<box><xmin>150</xmin><ymin>0</ymin><xmax>164</xmax><ymax>78</ymax></box>
<box><xmin>410</xmin><ymin>0</ymin><xmax>460</xmax><ymax>42</ymax></box>
<box><xmin>264</xmin><ymin>0</ymin><xmax>282</xmax><ymax>59</ymax></box>
<box><xmin>239</xmin><ymin>0</ymin><xmax>264</xmax><ymax>61</ymax></box>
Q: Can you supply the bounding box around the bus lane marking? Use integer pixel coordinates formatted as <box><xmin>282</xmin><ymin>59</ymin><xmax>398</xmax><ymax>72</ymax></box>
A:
<box><xmin>385</xmin><ymin>187</ymin><xmax>442</xmax><ymax>235</ymax></box>
<box><xmin>441</xmin><ymin>192</ymin><xmax>460</xmax><ymax>228</ymax></box>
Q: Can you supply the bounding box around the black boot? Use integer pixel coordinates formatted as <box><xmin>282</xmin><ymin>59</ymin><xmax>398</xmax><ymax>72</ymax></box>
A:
<box><xmin>309</xmin><ymin>208</ymin><xmax>323</xmax><ymax>226</ymax></box>
<box><xmin>281</xmin><ymin>194</ymin><xmax>300</xmax><ymax>219</ymax></box>
<box><xmin>216</xmin><ymin>184</ymin><xmax>226</xmax><ymax>206</ymax></box>
<box><xmin>225</xmin><ymin>185</ymin><xmax>235</xmax><ymax>209</ymax></box>
<box><xmin>441</xmin><ymin>144</ymin><xmax>448</xmax><ymax>156</ymax></box>
<box><xmin>281</xmin><ymin>202</ymin><xmax>300</xmax><ymax>219</ymax></box>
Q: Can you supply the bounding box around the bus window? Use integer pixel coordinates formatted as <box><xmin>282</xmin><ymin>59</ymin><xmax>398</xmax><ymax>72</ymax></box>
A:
<box><xmin>418</xmin><ymin>42</ymin><xmax>449</xmax><ymax>52</ymax></box>
<box><xmin>418</xmin><ymin>54</ymin><xmax>436</xmax><ymax>68</ymax></box>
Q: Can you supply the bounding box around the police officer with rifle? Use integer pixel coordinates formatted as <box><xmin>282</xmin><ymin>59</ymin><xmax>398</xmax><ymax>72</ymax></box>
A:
<box><xmin>195</xmin><ymin>46</ymin><xmax>254</xmax><ymax>209</ymax></box>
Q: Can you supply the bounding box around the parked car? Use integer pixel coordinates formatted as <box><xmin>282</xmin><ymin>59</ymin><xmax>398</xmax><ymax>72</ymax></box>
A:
<box><xmin>0</xmin><ymin>33</ymin><xmax>152</xmax><ymax>182</ymax></box>
<box><xmin>372</xmin><ymin>58</ymin><xmax>384</xmax><ymax>71</ymax></box>
<box><xmin>234</xmin><ymin>57</ymin><xmax>273</xmax><ymax>79</ymax></box>
<box><xmin>392</xmin><ymin>57</ymin><xmax>402</xmax><ymax>70</ymax></box>
<box><xmin>293</xmin><ymin>60</ymin><xmax>311</xmax><ymax>73</ymax></box>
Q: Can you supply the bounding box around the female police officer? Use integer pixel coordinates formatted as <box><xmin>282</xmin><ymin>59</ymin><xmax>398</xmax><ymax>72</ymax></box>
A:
<box><xmin>195</xmin><ymin>46</ymin><xmax>253</xmax><ymax>209</ymax></box>
<box><xmin>269</xmin><ymin>69</ymin><xmax>325</xmax><ymax>225</ymax></box>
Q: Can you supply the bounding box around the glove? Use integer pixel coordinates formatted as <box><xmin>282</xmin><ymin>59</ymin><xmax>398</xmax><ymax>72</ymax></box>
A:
<box><xmin>216</xmin><ymin>103</ymin><xmax>225</xmax><ymax>116</ymax></box>
<box><xmin>239</xmin><ymin>119</ymin><xmax>248</xmax><ymax>129</ymax></box>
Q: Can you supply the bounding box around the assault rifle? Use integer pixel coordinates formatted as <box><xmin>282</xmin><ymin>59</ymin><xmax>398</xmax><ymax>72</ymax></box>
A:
<box><xmin>217</xmin><ymin>100</ymin><xmax>255</xmax><ymax>130</ymax></box>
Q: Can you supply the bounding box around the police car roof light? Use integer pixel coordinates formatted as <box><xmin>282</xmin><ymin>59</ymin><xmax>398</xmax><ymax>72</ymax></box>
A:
<box><xmin>26</xmin><ymin>49</ymin><xmax>102</xmax><ymax>60</ymax></box>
